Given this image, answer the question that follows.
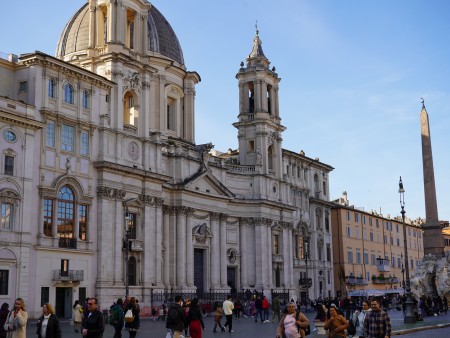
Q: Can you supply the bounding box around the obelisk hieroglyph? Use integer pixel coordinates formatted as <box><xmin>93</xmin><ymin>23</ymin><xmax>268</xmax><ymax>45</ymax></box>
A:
<box><xmin>420</xmin><ymin>99</ymin><xmax>445</xmax><ymax>257</ymax></box>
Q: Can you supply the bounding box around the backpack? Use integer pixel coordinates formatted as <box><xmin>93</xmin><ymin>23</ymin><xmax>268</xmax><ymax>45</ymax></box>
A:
<box><xmin>167</xmin><ymin>306</ymin><xmax>179</xmax><ymax>324</ymax></box>
<box><xmin>348</xmin><ymin>317</ymin><xmax>357</xmax><ymax>336</ymax></box>
<box><xmin>109</xmin><ymin>306</ymin><xmax>124</xmax><ymax>325</ymax></box>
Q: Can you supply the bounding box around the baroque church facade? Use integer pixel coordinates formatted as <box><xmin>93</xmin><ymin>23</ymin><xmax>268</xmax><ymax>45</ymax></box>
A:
<box><xmin>0</xmin><ymin>0</ymin><xmax>334</xmax><ymax>317</ymax></box>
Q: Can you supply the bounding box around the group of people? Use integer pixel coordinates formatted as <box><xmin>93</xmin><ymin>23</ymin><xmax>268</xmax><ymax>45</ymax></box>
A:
<box><xmin>165</xmin><ymin>295</ymin><xmax>205</xmax><ymax>338</ymax></box>
<box><xmin>313</xmin><ymin>298</ymin><xmax>391</xmax><ymax>338</ymax></box>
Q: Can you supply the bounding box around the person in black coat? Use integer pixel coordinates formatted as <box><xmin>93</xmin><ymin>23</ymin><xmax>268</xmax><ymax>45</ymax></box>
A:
<box><xmin>81</xmin><ymin>298</ymin><xmax>105</xmax><ymax>338</ymax></box>
<box><xmin>124</xmin><ymin>297</ymin><xmax>140</xmax><ymax>338</ymax></box>
<box><xmin>0</xmin><ymin>303</ymin><xmax>9</xmax><ymax>338</ymax></box>
<box><xmin>36</xmin><ymin>303</ymin><xmax>61</xmax><ymax>338</ymax></box>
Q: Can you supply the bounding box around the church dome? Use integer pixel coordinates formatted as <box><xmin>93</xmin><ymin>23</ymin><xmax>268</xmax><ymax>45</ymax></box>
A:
<box><xmin>56</xmin><ymin>2</ymin><xmax>184</xmax><ymax>65</ymax></box>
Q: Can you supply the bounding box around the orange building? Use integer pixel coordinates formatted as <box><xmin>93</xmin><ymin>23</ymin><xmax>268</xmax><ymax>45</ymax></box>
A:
<box><xmin>331</xmin><ymin>192</ymin><xmax>424</xmax><ymax>297</ymax></box>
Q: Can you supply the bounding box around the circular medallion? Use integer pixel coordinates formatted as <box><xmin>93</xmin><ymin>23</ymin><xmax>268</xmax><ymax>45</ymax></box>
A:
<box><xmin>4</xmin><ymin>130</ymin><xmax>16</xmax><ymax>143</ymax></box>
<box><xmin>127</xmin><ymin>142</ymin><xmax>139</xmax><ymax>161</ymax></box>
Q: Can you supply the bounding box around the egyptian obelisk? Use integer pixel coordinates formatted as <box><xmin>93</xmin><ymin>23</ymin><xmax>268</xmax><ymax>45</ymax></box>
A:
<box><xmin>420</xmin><ymin>99</ymin><xmax>445</xmax><ymax>257</ymax></box>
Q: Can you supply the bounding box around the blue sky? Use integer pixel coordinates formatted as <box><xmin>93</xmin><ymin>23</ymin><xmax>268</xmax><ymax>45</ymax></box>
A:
<box><xmin>1</xmin><ymin>0</ymin><xmax>449</xmax><ymax>221</ymax></box>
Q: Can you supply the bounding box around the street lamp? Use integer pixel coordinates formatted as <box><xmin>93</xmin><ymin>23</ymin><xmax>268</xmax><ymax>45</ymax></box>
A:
<box><xmin>401</xmin><ymin>253</ymin><xmax>405</xmax><ymax>295</ymax></box>
<box><xmin>398</xmin><ymin>177</ymin><xmax>416</xmax><ymax>323</ymax></box>
<box><xmin>124</xmin><ymin>207</ymin><xmax>131</xmax><ymax>297</ymax></box>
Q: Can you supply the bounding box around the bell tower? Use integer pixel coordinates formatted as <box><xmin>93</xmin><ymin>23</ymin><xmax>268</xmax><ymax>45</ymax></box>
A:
<box><xmin>233</xmin><ymin>29</ymin><xmax>285</xmax><ymax>178</ymax></box>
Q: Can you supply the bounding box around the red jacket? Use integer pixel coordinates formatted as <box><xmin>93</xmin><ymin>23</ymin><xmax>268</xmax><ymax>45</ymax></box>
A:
<box><xmin>262</xmin><ymin>298</ymin><xmax>269</xmax><ymax>309</ymax></box>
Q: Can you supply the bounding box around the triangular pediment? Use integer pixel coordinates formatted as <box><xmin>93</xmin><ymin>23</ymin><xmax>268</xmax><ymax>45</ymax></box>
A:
<box><xmin>182</xmin><ymin>170</ymin><xmax>235</xmax><ymax>198</ymax></box>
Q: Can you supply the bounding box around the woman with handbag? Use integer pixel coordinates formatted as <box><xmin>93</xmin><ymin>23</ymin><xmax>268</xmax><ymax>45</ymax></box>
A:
<box><xmin>4</xmin><ymin>298</ymin><xmax>28</xmax><ymax>338</ymax></box>
<box><xmin>276</xmin><ymin>302</ymin><xmax>310</xmax><ymax>338</ymax></box>
<box><xmin>324</xmin><ymin>305</ymin><xmax>349</xmax><ymax>338</ymax></box>
<box><xmin>36</xmin><ymin>303</ymin><xmax>61</xmax><ymax>338</ymax></box>
<box><xmin>72</xmin><ymin>300</ymin><xmax>83</xmax><ymax>333</ymax></box>
<box><xmin>353</xmin><ymin>300</ymin><xmax>370</xmax><ymax>338</ymax></box>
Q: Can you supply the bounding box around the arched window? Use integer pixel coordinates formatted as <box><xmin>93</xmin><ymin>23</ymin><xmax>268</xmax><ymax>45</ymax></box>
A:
<box><xmin>57</xmin><ymin>186</ymin><xmax>75</xmax><ymax>239</ymax></box>
<box><xmin>128</xmin><ymin>257</ymin><xmax>137</xmax><ymax>286</ymax></box>
<box><xmin>267</xmin><ymin>145</ymin><xmax>273</xmax><ymax>170</ymax></box>
<box><xmin>82</xmin><ymin>90</ymin><xmax>89</xmax><ymax>109</ymax></box>
<box><xmin>43</xmin><ymin>185</ymin><xmax>88</xmax><ymax>245</ymax></box>
<box><xmin>123</xmin><ymin>91</ymin><xmax>137</xmax><ymax>125</ymax></box>
<box><xmin>48</xmin><ymin>78</ymin><xmax>56</xmax><ymax>98</ymax></box>
<box><xmin>64</xmin><ymin>84</ymin><xmax>74</xmax><ymax>104</ymax></box>
<box><xmin>316</xmin><ymin>209</ymin><xmax>322</xmax><ymax>230</ymax></box>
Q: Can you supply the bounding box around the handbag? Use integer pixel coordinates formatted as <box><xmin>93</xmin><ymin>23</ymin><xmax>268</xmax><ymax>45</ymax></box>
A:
<box><xmin>304</xmin><ymin>324</ymin><xmax>311</xmax><ymax>336</ymax></box>
<box><xmin>165</xmin><ymin>331</ymin><xmax>172</xmax><ymax>338</ymax></box>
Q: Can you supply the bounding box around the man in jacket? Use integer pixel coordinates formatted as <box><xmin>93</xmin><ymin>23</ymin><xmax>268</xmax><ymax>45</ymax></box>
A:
<box><xmin>81</xmin><ymin>298</ymin><xmax>105</xmax><ymax>338</ymax></box>
<box><xmin>364</xmin><ymin>299</ymin><xmax>391</xmax><ymax>338</ymax></box>
<box><xmin>166</xmin><ymin>295</ymin><xmax>187</xmax><ymax>338</ymax></box>
<box><xmin>109</xmin><ymin>298</ymin><xmax>124</xmax><ymax>338</ymax></box>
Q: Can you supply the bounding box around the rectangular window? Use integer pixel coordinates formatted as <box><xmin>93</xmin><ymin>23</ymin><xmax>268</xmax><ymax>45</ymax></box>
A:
<box><xmin>127</xmin><ymin>213</ymin><xmax>137</xmax><ymax>239</ymax></box>
<box><xmin>346</xmin><ymin>226</ymin><xmax>351</xmax><ymax>237</ymax></box>
<box><xmin>363</xmin><ymin>215</ymin><xmax>366</xmax><ymax>224</ymax></box>
<box><xmin>4</xmin><ymin>156</ymin><xmax>14</xmax><ymax>176</ymax></box>
<box><xmin>82</xmin><ymin>91</ymin><xmax>89</xmax><ymax>109</ymax></box>
<box><xmin>46</xmin><ymin>121</ymin><xmax>55</xmax><ymax>147</ymax></box>
<box><xmin>41</xmin><ymin>287</ymin><xmax>49</xmax><ymax>306</ymax></box>
<box><xmin>19</xmin><ymin>81</ymin><xmax>27</xmax><ymax>92</ymax></box>
<box><xmin>355</xmin><ymin>213</ymin><xmax>359</xmax><ymax>223</ymax></box>
<box><xmin>370</xmin><ymin>232</ymin><xmax>374</xmax><ymax>241</ymax></box>
<box><xmin>366</xmin><ymin>272</ymin><xmax>370</xmax><ymax>281</ymax></box>
<box><xmin>397</xmin><ymin>238</ymin><xmax>400</xmax><ymax>246</ymax></box>
<box><xmin>355</xmin><ymin>227</ymin><xmax>360</xmax><ymax>239</ymax></box>
<box><xmin>61</xmin><ymin>124</ymin><xmax>74</xmax><ymax>152</ymax></box>
<box><xmin>0</xmin><ymin>270</ymin><xmax>8</xmax><ymax>295</ymax></box>
<box><xmin>79</xmin><ymin>205</ymin><xmax>88</xmax><ymax>241</ymax></box>
<box><xmin>273</xmin><ymin>235</ymin><xmax>279</xmax><ymax>255</ymax></box>
<box><xmin>80</xmin><ymin>131</ymin><xmax>89</xmax><ymax>156</ymax></box>
<box><xmin>364</xmin><ymin>252</ymin><xmax>369</xmax><ymax>264</ymax></box>
<box><xmin>1</xmin><ymin>203</ymin><xmax>13</xmax><ymax>230</ymax></box>
<box><xmin>391</xmin><ymin>255</ymin><xmax>396</xmax><ymax>267</ymax></box>
<box><xmin>396</xmin><ymin>224</ymin><xmax>399</xmax><ymax>233</ymax></box>
<box><xmin>326</xmin><ymin>244</ymin><xmax>331</xmax><ymax>262</ymax></box>
<box><xmin>61</xmin><ymin>259</ymin><xmax>69</xmax><ymax>277</ymax></box>
<box><xmin>371</xmin><ymin>254</ymin><xmax>376</xmax><ymax>265</ymax></box>
<box><xmin>410</xmin><ymin>259</ymin><xmax>414</xmax><ymax>269</ymax></box>
<box><xmin>390</xmin><ymin>236</ymin><xmax>394</xmax><ymax>245</ymax></box>
<box><xmin>43</xmin><ymin>199</ymin><xmax>53</xmax><ymax>237</ymax></box>
<box><xmin>356</xmin><ymin>251</ymin><xmax>361</xmax><ymax>264</ymax></box>
<box><xmin>369</xmin><ymin>218</ymin><xmax>373</xmax><ymax>226</ymax></box>
<box><xmin>347</xmin><ymin>250</ymin><xmax>353</xmax><ymax>263</ymax></box>
<box><xmin>346</xmin><ymin>211</ymin><xmax>350</xmax><ymax>221</ymax></box>
<box><xmin>376</xmin><ymin>219</ymin><xmax>379</xmax><ymax>228</ymax></box>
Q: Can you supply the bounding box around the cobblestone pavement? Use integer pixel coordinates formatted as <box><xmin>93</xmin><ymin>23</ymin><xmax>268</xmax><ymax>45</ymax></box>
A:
<box><xmin>24</xmin><ymin>309</ymin><xmax>450</xmax><ymax>338</ymax></box>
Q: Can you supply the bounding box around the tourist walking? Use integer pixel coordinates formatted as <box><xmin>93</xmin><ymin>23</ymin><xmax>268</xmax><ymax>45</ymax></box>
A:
<box><xmin>212</xmin><ymin>302</ymin><xmax>225</xmax><ymax>333</ymax></box>
<box><xmin>109</xmin><ymin>298</ymin><xmax>124</xmax><ymax>338</ymax></box>
<box><xmin>0</xmin><ymin>303</ymin><xmax>9</xmax><ymax>338</ymax></box>
<box><xmin>81</xmin><ymin>297</ymin><xmax>105</xmax><ymax>338</ymax></box>
<box><xmin>364</xmin><ymin>299</ymin><xmax>391</xmax><ymax>338</ymax></box>
<box><xmin>36</xmin><ymin>303</ymin><xmax>61</xmax><ymax>338</ymax></box>
<box><xmin>4</xmin><ymin>298</ymin><xmax>28</xmax><ymax>338</ymax></box>
<box><xmin>353</xmin><ymin>300</ymin><xmax>370</xmax><ymax>338</ymax></box>
<box><xmin>223</xmin><ymin>295</ymin><xmax>234</xmax><ymax>333</ymax></box>
<box><xmin>124</xmin><ymin>297</ymin><xmax>140</xmax><ymax>338</ymax></box>
<box><xmin>276</xmin><ymin>302</ymin><xmax>310</xmax><ymax>338</ymax></box>
<box><xmin>187</xmin><ymin>298</ymin><xmax>205</xmax><ymax>338</ymax></box>
<box><xmin>72</xmin><ymin>300</ymin><xmax>83</xmax><ymax>333</ymax></box>
<box><xmin>324</xmin><ymin>304</ymin><xmax>349</xmax><ymax>338</ymax></box>
<box><xmin>166</xmin><ymin>295</ymin><xmax>187</xmax><ymax>338</ymax></box>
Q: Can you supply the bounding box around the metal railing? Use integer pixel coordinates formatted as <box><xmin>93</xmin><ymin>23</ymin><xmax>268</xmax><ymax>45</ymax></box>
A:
<box><xmin>52</xmin><ymin>269</ymin><xmax>84</xmax><ymax>282</ymax></box>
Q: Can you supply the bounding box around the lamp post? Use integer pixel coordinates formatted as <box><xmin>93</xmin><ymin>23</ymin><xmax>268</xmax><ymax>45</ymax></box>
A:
<box><xmin>401</xmin><ymin>253</ymin><xmax>405</xmax><ymax>295</ymax></box>
<box><xmin>124</xmin><ymin>207</ymin><xmax>131</xmax><ymax>297</ymax></box>
<box><xmin>398</xmin><ymin>177</ymin><xmax>416</xmax><ymax>323</ymax></box>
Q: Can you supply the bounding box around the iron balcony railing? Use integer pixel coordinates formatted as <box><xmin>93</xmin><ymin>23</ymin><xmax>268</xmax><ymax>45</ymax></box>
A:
<box><xmin>52</xmin><ymin>269</ymin><xmax>84</xmax><ymax>282</ymax></box>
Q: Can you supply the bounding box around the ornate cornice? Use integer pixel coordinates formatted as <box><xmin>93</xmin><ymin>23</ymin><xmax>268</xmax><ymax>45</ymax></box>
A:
<box><xmin>97</xmin><ymin>187</ymin><xmax>126</xmax><ymax>200</ymax></box>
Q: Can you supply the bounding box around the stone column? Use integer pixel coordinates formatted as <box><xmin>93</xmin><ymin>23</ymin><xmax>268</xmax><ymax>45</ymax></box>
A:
<box><xmin>155</xmin><ymin>198</ymin><xmax>164</xmax><ymax>286</ymax></box>
<box><xmin>255</xmin><ymin>80</ymin><xmax>261</xmax><ymax>112</ymax></box>
<box><xmin>238</xmin><ymin>83</ymin><xmax>245</xmax><ymax>115</ymax></box>
<box><xmin>142</xmin><ymin>195</ymin><xmax>155</xmax><ymax>286</ymax></box>
<box><xmin>176</xmin><ymin>206</ymin><xmax>187</xmax><ymax>288</ymax></box>
<box><xmin>239</xmin><ymin>218</ymin><xmax>248</xmax><ymax>289</ymax></box>
<box><xmin>186</xmin><ymin>208</ymin><xmax>195</xmax><ymax>287</ymax></box>
<box><xmin>210</xmin><ymin>213</ymin><xmax>221</xmax><ymax>288</ymax></box>
<box><xmin>282</xmin><ymin>227</ymin><xmax>290</xmax><ymax>288</ymax></box>
<box><xmin>162</xmin><ymin>206</ymin><xmax>170</xmax><ymax>287</ymax></box>
<box><xmin>88</xmin><ymin>2</ymin><xmax>95</xmax><ymax>48</ymax></box>
<box><xmin>254</xmin><ymin>220</ymin><xmax>264</xmax><ymax>289</ymax></box>
<box><xmin>220</xmin><ymin>214</ymin><xmax>228</xmax><ymax>288</ymax></box>
<box><xmin>266</xmin><ymin>223</ymin><xmax>273</xmax><ymax>288</ymax></box>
